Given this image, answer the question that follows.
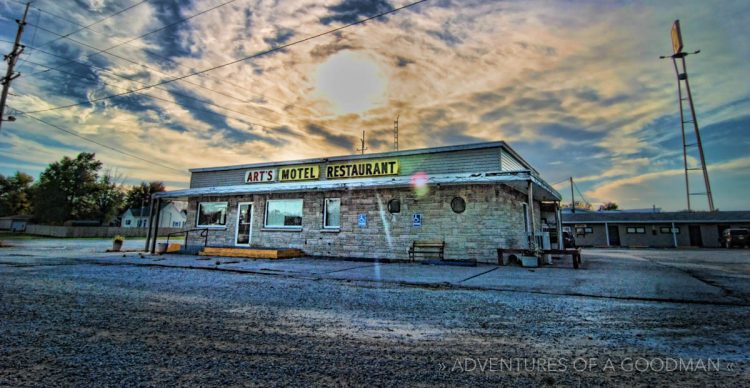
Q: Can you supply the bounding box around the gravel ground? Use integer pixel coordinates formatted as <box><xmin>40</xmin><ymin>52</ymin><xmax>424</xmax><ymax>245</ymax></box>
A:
<box><xmin>1</xmin><ymin>257</ymin><xmax>749</xmax><ymax>386</ymax></box>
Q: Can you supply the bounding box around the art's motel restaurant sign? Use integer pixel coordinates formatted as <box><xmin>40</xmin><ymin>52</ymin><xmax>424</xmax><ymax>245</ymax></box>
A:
<box><xmin>244</xmin><ymin>159</ymin><xmax>400</xmax><ymax>183</ymax></box>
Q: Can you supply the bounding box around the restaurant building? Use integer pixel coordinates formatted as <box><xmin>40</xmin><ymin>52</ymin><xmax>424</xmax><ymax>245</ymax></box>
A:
<box><xmin>147</xmin><ymin>141</ymin><xmax>562</xmax><ymax>263</ymax></box>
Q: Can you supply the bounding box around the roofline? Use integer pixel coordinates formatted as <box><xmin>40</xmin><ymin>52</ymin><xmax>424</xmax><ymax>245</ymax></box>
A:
<box><xmin>157</xmin><ymin>171</ymin><xmax>562</xmax><ymax>201</ymax></box>
<box><xmin>189</xmin><ymin>141</ymin><xmax>516</xmax><ymax>173</ymax></box>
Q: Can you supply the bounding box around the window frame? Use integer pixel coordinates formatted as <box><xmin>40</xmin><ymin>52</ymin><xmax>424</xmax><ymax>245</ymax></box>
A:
<box><xmin>451</xmin><ymin>196</ymin><xmax>466</xmax><ymax>214</ymax></box>
<box><xmin>264</xmin><ymin>199</ymin><xmax>304</xmax><ymax>229</ymax></box>
<box><xmin>387</xmin><ymin>198</ymin><xmax>400</xmax><ymax>214</ymax></box>
<box><xmin>626</xmin><ymin>226</ymin><xmax>646</xmax><ymax>234</ymax></box>
<box><xmin>323</xmin><ymin>198</ymin><xmax>341</xmax><ymax>229</ymax></box>
<box><xmin>196</xmin><ymin>201</ymin><xmax>229</xmax><ymax>228</ymax></box>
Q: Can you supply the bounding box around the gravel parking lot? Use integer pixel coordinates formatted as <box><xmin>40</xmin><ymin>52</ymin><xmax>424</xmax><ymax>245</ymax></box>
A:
<box><xmin>1</xmin><ymin>240</ymin><xmax>749</xmax><ymax>386</ymax></box>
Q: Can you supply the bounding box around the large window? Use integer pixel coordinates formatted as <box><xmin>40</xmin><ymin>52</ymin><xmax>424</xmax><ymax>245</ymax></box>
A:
<box><xmin>197</xmin><ymin>202</ymin><xmax>228</xmax><ymax>227</ymax></box>
<box><xmin>265</xmin><ymin>199</ymin><xmax>303</xmax><ymax>228</ymax></box>
<box><xmin>324</xmin><ymin>198</ymin><xmax>341</xmax><ymax>229</ymax></box>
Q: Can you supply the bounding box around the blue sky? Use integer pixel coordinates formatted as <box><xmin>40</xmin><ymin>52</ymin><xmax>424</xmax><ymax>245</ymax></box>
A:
<box><xmin>0</xmin><ymin>0</ymin><xmax>748</xmax><ymax>211</ymax></box>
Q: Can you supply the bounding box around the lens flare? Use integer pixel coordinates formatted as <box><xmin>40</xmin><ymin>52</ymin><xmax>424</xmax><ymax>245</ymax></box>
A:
<box><xmin>410</xmin><ymin>171</ymin><xmax>429</xmax><ymax>198</ymax></box>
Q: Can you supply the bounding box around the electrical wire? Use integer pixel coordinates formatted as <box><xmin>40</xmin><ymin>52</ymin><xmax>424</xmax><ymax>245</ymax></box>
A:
<box><xmin>17</xmin><ymin>57</ymin><xmax>285</xmax><ymax>131</ymax></box>
<box><xmin>16</xmin><ymin>1</ymin><xmax>277</xmax><ymax>106</ymax></box>
<box><xmin>31</xmin><ymin>0</ymin><xmax>151</xmax><ymax>49</ymax></box>
<box><xmin>24</xmin><ymin>0</ymin><xmax>430</xmax><ymax>114</ymax></box>
<box><xmin>7</xmin><ymin>105</ymin><xmax>187</xmax><ymax>174</ymax></box>
<box><xmin>24</xmin><ymin>20</ymin><xmax>254</xmax><ymax>105</ymax></box>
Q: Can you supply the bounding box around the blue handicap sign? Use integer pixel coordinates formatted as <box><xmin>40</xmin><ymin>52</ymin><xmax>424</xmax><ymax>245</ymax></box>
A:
<box><xmin>358</xmin><ymin>213</ymin><xmax>367</xmax><ymax>228</ymax></box>
<box><xmin>412</xmin><ymin>213</ymin><xmax>422</xmax><ymax>227</ymax></box>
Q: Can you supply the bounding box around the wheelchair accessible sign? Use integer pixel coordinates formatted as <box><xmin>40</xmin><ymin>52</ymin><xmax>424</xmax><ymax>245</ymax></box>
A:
<box><xmin>358</xmin><ymin>213</ymin><xmax>367</xmax><ymax>228</ymax></box>
<box><xmin>412</xmin><ymin>213</ymin><xmax>422</xmax><ymax>227</ymax></box>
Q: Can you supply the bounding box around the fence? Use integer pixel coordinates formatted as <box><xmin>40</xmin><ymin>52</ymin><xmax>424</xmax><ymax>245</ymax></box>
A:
<box><xmin>23</xmin><ymin>224</ymin><xmax>184</xmax><ymax>238</ymax></box>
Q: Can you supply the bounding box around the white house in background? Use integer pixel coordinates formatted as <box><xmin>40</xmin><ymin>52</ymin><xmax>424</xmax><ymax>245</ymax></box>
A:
<box><xmin>121</xmin><ymin>202</ymin><xmax>186</xmax><ymax>228</ymax></box>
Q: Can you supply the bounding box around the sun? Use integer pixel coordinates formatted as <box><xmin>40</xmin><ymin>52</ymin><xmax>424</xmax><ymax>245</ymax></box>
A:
<box><xmin>313</xmin><ymin>50</ymin><xmax>387</xmax><ymax>115</ymax></box>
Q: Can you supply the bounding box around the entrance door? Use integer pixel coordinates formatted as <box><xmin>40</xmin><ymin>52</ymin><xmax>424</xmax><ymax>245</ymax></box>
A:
<box><xmin>608</xmin><ymin>225</ymin><xmax>621</xmax><ymax>246</ymax></box>
<box><xmin>235</xmin><ymin>202</ymin><xmax>253</xmax><ymax>246</ymax></box>
<box><xmin>689</xmin><ymin>225</ymin><xmax>703</xmax><ymax>247</ymax></box>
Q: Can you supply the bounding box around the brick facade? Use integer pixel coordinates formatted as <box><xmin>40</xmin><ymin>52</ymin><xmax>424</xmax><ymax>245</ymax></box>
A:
<box><xmin>184</xmin><ymin>184</ymin><xmax>542</xmax><ymax>263</ymax></box>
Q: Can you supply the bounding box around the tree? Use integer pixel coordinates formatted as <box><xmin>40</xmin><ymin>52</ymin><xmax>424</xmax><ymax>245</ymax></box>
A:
<box><xmin>0</xmin><ymin>172</ymin><xmax>34</xmax><ymax>216</ymax></box>
<box><xmin>124</xmin><ymin>181</ymin><xmax>166</xmax><ymax>211</ymax></box>
<box><xmin>598</xmin><ymin>201</ymin><xmax>619</xmax><ymax>211</ymax></box>
<box><xmin>561</xmin><ymin>200</ymin><xmax>592</xmax><ymax>210</ymax></box>
<box><xmin>33</xmin><ymin>153</ymin><xmax>119</xmax><ymax>224</ymax></box>
<box><xmin>90</xmin><ymin>171</ymin><xmax>126</xmax><ymax>225</ymax></box>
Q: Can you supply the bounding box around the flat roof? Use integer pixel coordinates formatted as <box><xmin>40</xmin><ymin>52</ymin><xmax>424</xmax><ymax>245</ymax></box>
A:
<box><xmin>189</xmin><ymin>141</ymin><xmax>537</xmax><ymax>174</ymax></box>
<box><xmin>563</xmin><ymin>211</ymin><xmax>750</xmax><ymax>224</ymax></box>
<box><xmin>156</xmin><ymin>171</ymin><xmax>562</xmax><ymax>201</ymax></box>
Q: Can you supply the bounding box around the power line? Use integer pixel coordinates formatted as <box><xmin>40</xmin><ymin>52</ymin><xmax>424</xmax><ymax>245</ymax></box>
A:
<box><xmin>31</xmin><ymin>0</ymin><xmax>151</xmax><ymax>49</ymax></box>
<box><xmin>23</xmin><ymin>19</ymin><xmax>253</xmax><ymax>105</ymax></box>
<box><xmin>18</xmin><ymin>56</ymin><xmax>286</xmax><ymax>131</ymax></box>
<box><xmin>17</xmin><ymin>0</ymin><xmax>274</xmax><ymax>106</ymax></box>
<box><xmin>573</xmin><ymin>182</ymin><xmax>591</xmax><ymax>208</ymax></box>
<box><xmin>7</xmin><ymin>105</ymin><xmax>187</xmax><ymax>174</ymax></box>
<box><xmin>24</xmin><ymin>0</ymin><xmax>431</xmax><ymax>114</ymax></box>
<box><xmin>2</xmin><ymin>40</ymin><xmax>347</xmax><ymax>136</ymax></box>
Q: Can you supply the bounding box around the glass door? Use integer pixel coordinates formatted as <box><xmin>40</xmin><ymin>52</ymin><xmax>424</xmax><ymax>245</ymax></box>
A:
<box><xmin>235</xmin><ymin>202</ymin><xmax>253</xmax><ymax>246</ymax></box>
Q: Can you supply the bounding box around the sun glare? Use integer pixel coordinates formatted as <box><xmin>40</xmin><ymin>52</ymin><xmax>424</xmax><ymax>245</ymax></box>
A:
<box><xmin>313</xmin><ymin>50</ymin><xmax>387</xmax><ymax>115</ymax></box>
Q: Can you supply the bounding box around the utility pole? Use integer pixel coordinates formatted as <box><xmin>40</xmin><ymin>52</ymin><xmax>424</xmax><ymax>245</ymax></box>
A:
<box><xmin>570</xmin><ymin>177</ymin><xmax>575</xmax><ymax>214</ymax></box>
<box><xmin>660</xmin><ymin>20</ymin><xmax>715</xmax><ymax>212</ymax></box>
<box><xmin>0</xmin><ymin>2</ymin><xmax>30</xmax><ymax>132</ymax></box>
<box><xmin>393</xmin><ymin>114</ymin><xmax>399</xmax><ymax>151</ymax></box>
<box><xmin>356</xmin><ymin>130</ymin><xmax>367</xmax><ymax>155</ymax></box>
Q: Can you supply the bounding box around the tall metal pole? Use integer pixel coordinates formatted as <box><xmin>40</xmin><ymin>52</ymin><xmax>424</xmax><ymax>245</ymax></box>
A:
<box><xmin>661</xmin><ymin>20</ymin><xmax>714</xmax><ymax>212</ymax></box>
<box><xmin>393</xmin><ymin>114</ymin><xmax>399</xmax><ymax>151</ymax></box>
<box><xmin>357</xmin><ymin>130</ymin><xmax>367</xmax><ymax>154</ymax></box>
<box><xmin>672</xmin><ymin>58</ymin><xmax>692</xmax><ymax>211</ymax></box>
<box><xmin>0</xmin><ymin>2</ymin><xmax>30</xmax><ymax>132</ymax></box>
<box><xmin>679</xmin><ymin>55</ymin><xmax>714</xmax><ymax>211</ymax></box>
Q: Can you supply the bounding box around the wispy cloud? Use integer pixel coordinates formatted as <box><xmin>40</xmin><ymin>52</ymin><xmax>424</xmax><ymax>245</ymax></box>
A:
<box><xmin>0</xmin><ymin>0</ymin><xmax>747</xmax><ymax>209</ymax></box>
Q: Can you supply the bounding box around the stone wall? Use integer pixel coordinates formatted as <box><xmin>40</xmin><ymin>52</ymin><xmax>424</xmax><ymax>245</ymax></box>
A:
<box><xmin>185</xmin><ymin>184</ymin><xmax>541</xmax><ymax>263</ymax></box>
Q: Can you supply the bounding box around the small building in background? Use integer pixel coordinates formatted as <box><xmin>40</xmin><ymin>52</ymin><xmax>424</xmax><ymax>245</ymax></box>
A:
<box><xmin>121</xmin><ymin>202</ymin><xmax>186</xmax><ymax>229</ymax></box>
<box><xmin>0</xmin><ymin>215</ymin><xmax>33</xmax><ymax>232</ymax></box>
<box><xmin>563</xmin><ymin>210</ymin><xmax>750</xmax><ymax>248</ymax></box>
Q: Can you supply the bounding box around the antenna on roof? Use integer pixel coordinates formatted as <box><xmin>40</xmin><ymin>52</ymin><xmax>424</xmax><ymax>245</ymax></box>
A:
<box><xmin>357</xmin><ymin>130</ymin><xmax>367</xmax><ymax>155</ymax></box>
<box><xmin>393</xmin><ymin>114</ymin><xmax>399</xmax><ymax>151</ymax></box>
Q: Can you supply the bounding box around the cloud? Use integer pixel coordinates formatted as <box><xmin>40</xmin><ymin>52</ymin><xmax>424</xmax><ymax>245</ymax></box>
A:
<box><xmin>0</xmin><ymin>0</ymin><xmax>748</xmax><ymax>210</ymax></box>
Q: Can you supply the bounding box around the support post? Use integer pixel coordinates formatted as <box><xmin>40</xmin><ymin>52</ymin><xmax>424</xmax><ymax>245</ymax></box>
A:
<box><xmin>527</xmin><ymin>180</ymin><xmax>536</xmax><ymax>251</ymax></box>
<box><xmin>569</xmin><ymin>177</ymin><xmax>575</xmax><ymax>213</ymax></box>
<box><xmin>605</xmin><ymin>222</ymin><xmax>610</xmax><ymax>247</ymax></box>
<box><xmin>144</xmin><ymin>196</ymin><xmax>156</xmax><ymax>252</ymax></box>
<box><xmin>556</xmin><ymin>202</ymin><xmax>563</xmax><ymax>250</ymax></box>
<box><xmin>149</xmin><ymin>198</ymin><xmax>161</xmax><ymax>254</ymax></box>
<box><xmin>671</xmin><ymin>222</ymin><xmax>678</xmax><ymax>248</ymax></box>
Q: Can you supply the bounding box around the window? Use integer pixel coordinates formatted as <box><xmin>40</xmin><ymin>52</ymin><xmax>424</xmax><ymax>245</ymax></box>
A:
<box><xmin>585</xmin><ymin>227</ymin><xmax>593</xmax><ymax>233</ymax></box>
<box><xmin>626</xmin><ymin>226</ymin><xmax>646</xmax><ymax>234</ymax></box>
<box><xmin>451</xmin><ymin>197</ymin><xmax>466</xmax><ymax>213</ymax></box>
<box><xmin>125</xmin><ymin>219</ymin><xmax>131</xmax><ymax>226</ymax></box>
<box><xmin>323</xmin><ymin>198</ymin><xmax>340</xmax><ymax>229</ymax></box>
<box><xmin>265</xmin><ymin>199</ymin><xmax>303</xmax><ymax>228</ymax></box>
<box><xmin>576</xmin><ymin>227</ymin><xmax>593</xmax><ymax>235</ymax></box>
<box><xmin>388</xmin><ymin>199</ymin><xmax>400</xmax><ymax>214</ymax></box>
<box><xmin>197</xmin><ymin>202</ymin><xmax>228</xmax><ymax>227</ymax></box>
<box><xmin>660</xmin><ymin>226</ymin><xmax>680</xmax><ymax>234</ymax></box>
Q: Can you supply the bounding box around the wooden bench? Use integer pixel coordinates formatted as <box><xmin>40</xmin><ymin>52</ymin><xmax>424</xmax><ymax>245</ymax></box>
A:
<box><xmin>408</xmin><ymin>240</ymin><xmax>445</xmax><ymax>262</ymax></box>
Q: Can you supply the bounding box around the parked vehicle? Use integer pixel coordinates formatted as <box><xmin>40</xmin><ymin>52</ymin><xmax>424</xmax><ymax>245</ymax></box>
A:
<box><xmin>722</xmin><ymin>228</ymin><xmax>749</xmax><ymax>248</ymax></box>
<box><xmin>549</xmin><ymin>230</ymin><xmax>576</xmax><ymax>248</ymax></box>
